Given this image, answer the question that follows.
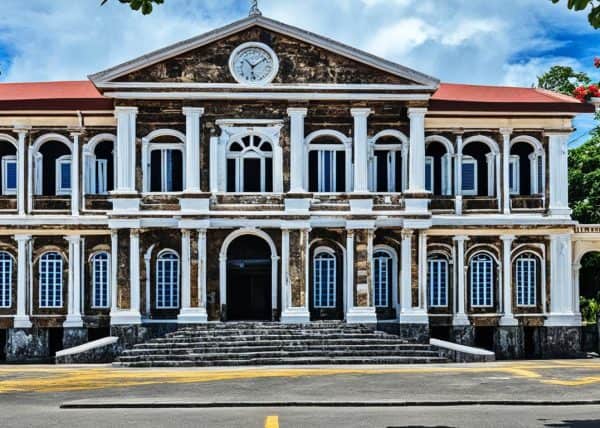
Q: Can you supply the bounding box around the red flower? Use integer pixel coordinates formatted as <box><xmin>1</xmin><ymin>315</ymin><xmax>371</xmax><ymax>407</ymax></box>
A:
<box><xmin>595</xmin><ymin>57</ymin><xmax>600</xmax><ymax>68</ymax></box>
<box><xmin>573</xmin><ymin>85</ymin><xmax>589</xmax><ymax>102</ymax></box>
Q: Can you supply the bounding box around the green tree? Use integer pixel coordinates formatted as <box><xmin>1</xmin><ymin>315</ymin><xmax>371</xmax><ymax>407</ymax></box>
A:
<box><xmin>551</xmin><ymin>0</ymin><xmax>600</xmax><ymax>29</ymax></box>
<box><xmin>100</xmin><ymin>0</ymin><xmax>164</xmax><ymax>15</ymax></box>
<box><xmin>537</xmin><ymin>66</ymin><xmax>591</xmax><ymax>96</ymax></box>
<box><xmin>569</xmin><ymin>118</ymin><xmax>600</xmax><ymax>223</ymax></box>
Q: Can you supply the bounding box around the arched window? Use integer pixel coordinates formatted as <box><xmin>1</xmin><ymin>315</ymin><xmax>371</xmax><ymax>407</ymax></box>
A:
<box><xmin>91</xmin><ymin>252</ymin><xmax>110</xmax><ymax>308</ymax></box>
<box><xmin>428</xmin><ymin>254</ymin><xmax>448</xmax><ymax>307</ymax></box>
<box><xmin>370</xmin><ymin>133</ymin><xmax>405</xmax><ymax>192</ymax></box>
<box><xmin>461</xmin><ymin>136</ymin><xmax>499</xmax><ymax>198</ymax></box>
<box><xmin>510</xmin><ymin>137</ymin><xmax>544</xmax><ymax>196</ymax></box>
<box><xmin>226</xmin><ymin>134</ymin><xmax>273</xmax><ymax>192</ymax></box>
<box><xmin>373</xmin><ymin>250</ymin><xmax>392</xmax><ymax>307</ymax></box>
<box><xmin>307</xmin><ymin>132</ymin><xmax>350</xmax><ymax>193</ymax></box>
<box><xmin>84</xmin><ymin>135</ymin><xmax>115</xmax><ymax>195</ymax></box>
<box><xmin>142</xmin><ymin>130</ymin><xmax>185</xmax><ymax>193</ymax></box>
<box><xmin>469</xmin><ymin>253</ymin><xmax>494</xmax><ymax>307</ymax></box>
<box><xmin>156</xmin><ymin>250</ymin><xmax>180</xmax><ymax>309</ymax></box>
<box><xmin>31</xmin><ymin>134</ymin><xmax>73</xmax><ymax>196</ymax></box>
<box><xmin>0</xmin><ymin>251</ymin><xmax>13</xmax><ymax>308</ymax></box>
<box><xmin>425</xmin><ymin>136</ymin><xmax>453</xmax><ymax>196</ymax></box>
<box><xmin>39</xmin><ymin>252</ymin><xmax>63</xmax><ymax>308</ymax></box>
<box><xmin>515</xmin><ymin>252</ymin><xmax>538</xmax><ymax>306</ymax></box>
<box><xmin>0</xmin><ymin>135</ymin><xmax>18</xmax><ymax>196</ymax></box>
<box><xmin>313</xmin><ymin>249</ymin><xmax>336</xmax><ymax>308</ymax></box>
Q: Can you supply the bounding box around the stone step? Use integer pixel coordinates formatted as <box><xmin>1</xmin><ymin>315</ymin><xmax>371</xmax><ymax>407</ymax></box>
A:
<box><xmin>168</xmin><ymin>328</ymin><xmax>384</xmax><ymax>337</ymax></box>
<box><xmin>149</xmin><ymin>333</ymin><xmax>402</xmax><ymax>343</ymax></box>
<box><xmin>115</xmin><ymin>356</ymin><xmax>447</xmax><ymax>368</ymax></box>
<box><xmin>132</xmin><ymin>338</ymin><xmax>417</xmax><ymax>349</ymax></box>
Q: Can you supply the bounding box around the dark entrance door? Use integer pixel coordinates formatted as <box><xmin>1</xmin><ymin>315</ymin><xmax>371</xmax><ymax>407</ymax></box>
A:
<box><xmin>226</xmin><ymin>235</ymin><xmax>272</xmax><ymax>321</ymax></box>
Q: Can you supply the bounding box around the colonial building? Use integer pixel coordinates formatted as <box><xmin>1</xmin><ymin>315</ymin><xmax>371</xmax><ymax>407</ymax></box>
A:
<box><xmin>0</xmin><ymin>10</ymin><xmax>595</xmax><ymax>362</ymax></box>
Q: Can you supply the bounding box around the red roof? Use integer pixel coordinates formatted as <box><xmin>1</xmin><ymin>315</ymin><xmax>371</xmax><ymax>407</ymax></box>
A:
<box><xmin>0</xmin><ymin>80</ymin><xmax>594</xmax><ymax>113</ymax></box>
<box><xmin>0</xmin><ymin>80</ymin><xmax>112</xmax><ymax>110</ymax></box>
<box><xmin>431</xmin><ymin>83</ymin><xmax>594</xmax><ymax>113</ymax></box>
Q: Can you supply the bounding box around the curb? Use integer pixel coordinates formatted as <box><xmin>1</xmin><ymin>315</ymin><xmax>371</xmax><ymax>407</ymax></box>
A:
<box><xmin>60</xmin><ymin>400</ymin><xmax>600</xmax><ymax>409</ymax></box>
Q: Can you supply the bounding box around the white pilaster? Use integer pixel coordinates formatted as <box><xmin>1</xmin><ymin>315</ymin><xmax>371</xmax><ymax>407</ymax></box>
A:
<box><xmin>499</xmin><ymin>235</ymin><xmax>517</xmax><ymax>326</ymax></box>
<box><xmin>14</xmin><ymin>127</ymin><xmax>29</xmax><ymax>216</ymax></box>
<box><xmin>351</xmin><ymin>108</ymin><xmax>372</xmax><ymax>193</ymax></box>
<box><xmin>70</xmin><ymin>132</ymin><xmax>81</xmax><ymax>217</ymax></box>
<box><xmin>500</xmin><ymin>128</ymin><xmax>512</xmax><ymax>214</ymax></box>
<box><xmin>406</xmin><ymin>107</ymin><xmax>427</xmax><ymax>193</ymax></box>
<box><xmin>178</xmin><ymin>229</ymin><xmax>207</xmax><ymax>323</ymax></box>
<box><xmin>64</xmin><ymin>235</ymin><xmax>83</xmax><ymax>328</ymax></box>
<box><xmin>13</xmin><ymin>235</ymin><xmax>31</xmax><ymax>328</ymax></box>
<box><xmin>209</xmin><ymin>136</ymin><xmax>219</xmax><ymax>193</ymax></box>
<box><xmin>287</xmin><ymin>108</ymin><xmax>308</xmax><ymax>193</ymax></box>
<box><xmin>453</xmin><ymin>235</ymin><xmax>470</xmax><ymax>326</ymax></box>
<box><xmin>345</xmin><ymin>227</ymin><xmax>377</xmax><ymax>324</ymax></box>
<box><xmin>345</xmin><ymin>230</ymin><xmax>355</xmax><ymax>318</ymax></box>
<box><xmin>182</xmin><ymin>107</ymin><xmax>204</xmax><ymax>193</ymax></box>
<box><xmin>454</xmin><ymin>133</ymin><xmax>463</xmax><ymax>215</ymax></box>
<box><xmin>547</xmin><ymin>132</ymin><xmax>571</xmax><ymax>216</ymax></box>
<box><xmin>545</xmin><ymin>233</ymin><xmax>581</xmax><ymax>326</ymax></box>
<box><xmin>197</xmin><ymin>229</ymin><xmax>208</xmax><ymax>314</ymax></box>
<box><xmin>418</xmin><ymin>231</ymin><xmax>428</xmax><ymax>312</ymax></box>
<box><xmin>113</xmin><ymin>107</ymin><xmax>138</xmax><ymax>212</ymax></box>
<box><xmin>110</xmin><ymin>230</ymin><xmax>118</xmax><ymax>314</ymax></box>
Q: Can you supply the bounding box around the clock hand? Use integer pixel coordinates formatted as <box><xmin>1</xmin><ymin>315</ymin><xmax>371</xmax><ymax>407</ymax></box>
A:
<box><xmin>251</xmin><ymin>57</ymin><xmax>268</xmax><ymax>67</ymax></box>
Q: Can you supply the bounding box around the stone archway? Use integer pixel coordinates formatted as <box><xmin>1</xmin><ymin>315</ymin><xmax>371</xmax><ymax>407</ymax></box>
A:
<box><xmin>219</xmin><ymin>229</ymin><xmax>279</xmax><ymax>321</ymax></box>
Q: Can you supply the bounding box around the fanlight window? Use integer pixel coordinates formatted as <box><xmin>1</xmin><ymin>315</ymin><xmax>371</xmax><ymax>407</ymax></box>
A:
<box><xmin>373</xmin><ymin>250</ymin><xmax>392</xmax><ymax>307</ymax></box>
<box><xmin>0</xmin><ymin>251</ymin><xmax>12</xmax><ymax>308</ymax></box>
<box><xmin>39</xmin><ymin>252</ymin><xmax>63</xmax><ymax>308</ymax></box>
<box><xmin>470</xmin><ymin>253</ymin><xmax>494</xmax><ymax>307</ymax></box>
<box><xmin>156</xmin><ymin>250</ymin><xmax>180</xmax><ymax>309</ymax></box>
<box><xmin>91</xmin><ymin>252</ymin><xmax>110</xmax><ymax>308</ymax></box>
<box><xmin>428</xmin><ymin>255</ymin><xmax>448</xmax><ymax>307</ymax></box>
<box><xmin>227</xmin><ymin>134</ymin><xmax>273</xmax><ymax>193</ymax></box>
<box><xmin>313</xmin><ymin>250</ymin><xmax>336</xmax><ymax>308</ymax></box>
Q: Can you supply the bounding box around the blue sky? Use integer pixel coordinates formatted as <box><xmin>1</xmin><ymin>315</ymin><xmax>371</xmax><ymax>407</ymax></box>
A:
<box><xmin>0</xmin><ymin>0</ymin><xmax>597</xmax><ymax>143</ymax></box>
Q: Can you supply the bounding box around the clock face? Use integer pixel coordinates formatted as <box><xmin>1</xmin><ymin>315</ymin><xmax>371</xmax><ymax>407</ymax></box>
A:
<box><xmin>229</xmin><ymin>42</ymin><xmax>279</xmax><ymax>85</ymax></box>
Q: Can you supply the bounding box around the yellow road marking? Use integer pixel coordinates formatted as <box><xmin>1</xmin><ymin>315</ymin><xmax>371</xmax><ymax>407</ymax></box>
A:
<box><xmin>0</xmin><ymin>361</ymin><xmax>598</xmax><ymax>393</ymax></box>
<box><xmin>265</xmin><ymin>415</ymin><xmax>279</xmax><ymax>428</ymax></box>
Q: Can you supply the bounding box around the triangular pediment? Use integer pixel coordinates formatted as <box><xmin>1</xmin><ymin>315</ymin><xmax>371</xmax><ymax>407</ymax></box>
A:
<box><xmin>90</xmin><ymin>15</ymin><xmax>439</xmax><ymax>88</ymax></box>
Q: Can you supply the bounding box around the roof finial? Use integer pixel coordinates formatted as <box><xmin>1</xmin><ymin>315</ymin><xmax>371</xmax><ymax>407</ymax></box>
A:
<box><xmin>249</xmin><ymin>0</ymin><xmax>262</xmax><ymax>17</ymax></box>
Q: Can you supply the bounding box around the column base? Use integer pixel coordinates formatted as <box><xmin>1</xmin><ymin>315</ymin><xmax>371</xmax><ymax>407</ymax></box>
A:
<box><xmin>177</xmin><ymin>308</ymin><xmax>208</xmax><ymax>324</ymax></box>
<box><xmin>544</xmin><ymin>313</ymin><xmax>582</xmax><ymax>327</ymax></box>
<box><xmin>63</xmin><ymin>315</ymin><xmax>84</xmax><ymax>328</ymax></box>
<box><xmin>13</xmin><ymin>315</ymin><xmax>32</xmax><ymax>329</ymax></box>
<box><xmin>399</xmin><ymin>310</ymin><xmax>429</xmax><ymax>325</ymax></box>
<box><xmin>180</xmin><ymin>195</ymin><xmax>210</xmax><ymax>213</ymax></box>
<box><xmin>494</xmin><ymin>326</ymin><xmax>523</xmax><ymax>359</ymax></box>
<box><xmin>404</xmin><ymin>197</ymin><xmax>430</xmax><ymax>215</ymax></box>
<box><xmin>110</xmin><ymin>196</ymin><xmax>140</xmax><ymax>212</ymax></box>
<box><xmin>348</xmin><ymin>197</ymin><xmax>373</xmax><ymax>213</ymax></box>
<box><xmin>110</xmin><ymin>310</ymin><xmax>142</xmax><ymax>326</ymax></box>
<box><xmin>346</xmin><ymin>307</ymin><xmax>377</xmax><ymax>324</ymax></box>
<box><xmin>284</xmin><ymin>197</ymin><xmax>311</xmax><ymax>213</ymax></box>
<box><xmin>498</xmin><ymin>315</ymin><xmax>519</xmax><ymax>327</ymax></box>
<box><xmin>281</xmin><ymin>308</ymin><xmax>311</xmax><ymax>324</ymax></box>
<box><xmin>452</xmin><ymin>313</ymin><xmax>471</xmax><ymax>326</ymax></box>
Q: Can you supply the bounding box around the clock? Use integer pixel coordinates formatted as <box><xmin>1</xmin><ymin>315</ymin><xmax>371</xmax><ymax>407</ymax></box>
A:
<box><xmin>229</xmin><ymin>42</ymin><xmax>279</xmax><ymax>85</ymax></box>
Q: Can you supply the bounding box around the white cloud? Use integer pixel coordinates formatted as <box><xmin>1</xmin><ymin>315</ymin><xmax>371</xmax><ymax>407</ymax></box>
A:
<box><xmin>0</xmin><ymin>0</ymin><xmax>596</xmax><ymax>87</ymax></box>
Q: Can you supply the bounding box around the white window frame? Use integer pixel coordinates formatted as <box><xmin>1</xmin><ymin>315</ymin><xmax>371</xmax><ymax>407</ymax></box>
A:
<box><xmin>91</xmin><ymin>252</ymin><xmax>110</xmax><ymax>309</ymax></box>
<box><xmin>156</xmin><ymin>250</ymin><xmax>180</xmax><ymax>309</ymax></box>
<box><xmin>148</xmin><ymin>147</ymin><xmax>183</xmax><ymax>193</ymax></box>
<box><xmin>313</xmin><ymin>248</ymin><xmax>336</xmax><ymax>308</ymax></box>
<box><xmin>425</xmin><ymin>156</ymin><xmax>434</xmax><ymax>193</ymax></box>
<box><xmin>371</xmin><ymin>146</ymin><xmax>402</xmax><ymax>193</ymax></box>
<box><xmin>428</xmin><ymin>255</ymin><xmax>448</xmax><ymax>307</ymax></box>
<box><xmin>95</xmin><ymin>159</ymin><xmax>108</xmax><ymax>195</ymax></box>
<box><xmin>55</xmin><ymin>155</ymin><xmax>72</xmax><ymax>196</ymax></box>
<box><xmin>306</xmin><ymin>130</ymin><xmax>352</xmax><ymax>194</ymax></box>
<box><xmin>515</xmin><ymin>253</ymin><xmax>537</xmax><ymax>307</ymax></box>
<box><xmin>39</xmin><ymin>252</ymin><xmax>63</xmax><ymax>309</ymax></box>
<box><xmin>0</xmin><ymin>251</ymin><xmax>13</xmax><ymax>308</ymax></box>
<box><xmin>317</xmin><ymin>150</ymin><xmax>337</xmax><ymax>193</ymax></box>
<box><xmin>2</xmin><ymin>155</ymin><xmax>17</xmax><ymax>196</ymax></box>
<box><xmin>469</xmin><ymin>252</ymin><xmax>494</xmax><ymax>308</ymax></box>
<box><xmin>226</xmin><ymin>134</ymin><xmax>273</xmax><ymax>193</ymax></box>
<box><xmin>461</xmin><ymin>156</ymin><xmax>478</xmax><ymax>196</ymax></box>
<box><xmin>529</xmin><ymin>153</ymin><xmax>545</xmax><ymax>195</ymax></box>
<box><xmin>373</xmin><ymin>250</ymin><xmax>392</xmax><ymax>307</ymax></box>
<box><xmin>509</xmin><ymin>155</ymin><xmax>520</xmax><ymax>195</ymax></box>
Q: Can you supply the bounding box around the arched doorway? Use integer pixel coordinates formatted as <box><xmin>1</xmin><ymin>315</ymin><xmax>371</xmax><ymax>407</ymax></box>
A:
<box><xmin>226</xmin><ymin>235</ymin><xmax>273</xmax><ymax>321</ymax></box>
<box><xmin>578</xmin><ymin>251</ymin><xmax>600</xmax><ymax>325</ymax></box>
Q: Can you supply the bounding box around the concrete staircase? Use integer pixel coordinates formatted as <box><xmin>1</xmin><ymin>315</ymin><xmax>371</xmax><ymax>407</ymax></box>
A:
<box><xmin>114</xmin><ymin>322</ymin><xmax>447</xmax><ymax>367</ymax></box>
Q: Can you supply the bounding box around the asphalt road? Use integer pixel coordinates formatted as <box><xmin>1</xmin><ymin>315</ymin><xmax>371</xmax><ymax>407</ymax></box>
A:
<box><xmin>0</xmin><ymin>360</ymin><xmax>599</xmax><ymax>427</ymax></box>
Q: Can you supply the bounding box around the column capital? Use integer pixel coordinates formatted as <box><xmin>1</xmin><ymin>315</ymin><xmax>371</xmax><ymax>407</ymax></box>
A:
<box><xmin>500</xmin><ymin>234</ymin><xmax>516</xmax><ymax>242</ymax></box>
<box><xmin>401</xmin><ymin>229</ymin><xmax>414</xmax><ymax>239</ymax></box>
<box><xmin>13</xmin><ymin>234</ymin><xmax>32</xmax><ymax>243</ymax></box>
<box><xmin>69</xmin><ymin>128</ymin><xmax>85</xmax><ymax>138</ymax></box>
<box><xmin>350</xmin><ymin>107</ymin><xmax>373</xmax><ymax>117</ymax></box>
<box><xmin>453</xmin><ymin>235</ymin><xmax>470</xmax><ymax>242</ymax></box>
<box><xmin>64</xmin><ymin>235</ymin><xmax>82</xmax><ymax>243</ymax></box>
<box><xmin>407</xmin><ymin>106</ymin><xmax>428</xmax><ymax>117</ymax></box>
<box><xmin>499</xmin><ymin>128</ymin><xmax>513</xmax><ymax>137</ymax></box>
<box><xmin>13</xmin><ymin>125</ymin><xmax>31</xmax><ymax>134</ymax></box>
<box><xmin>182</xmin><ymin>106</ymin><xmax>205</xmax><ymax>116</ymax></box>
<box><xmin>115</xmin><ymin>106</ymin><xmax>139</xmax><ymax>115</ymax></box>
<box><xmin>287</xmin><ymin>107</ymin><xmax>308</xmax><ymax>116</ymax></box>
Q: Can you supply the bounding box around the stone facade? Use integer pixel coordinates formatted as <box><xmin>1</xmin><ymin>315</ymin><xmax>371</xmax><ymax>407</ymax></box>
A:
<box><xmin>0</xmin><ymin>14</ymin><xmax>594</xmax><ymax>362</ymax></box>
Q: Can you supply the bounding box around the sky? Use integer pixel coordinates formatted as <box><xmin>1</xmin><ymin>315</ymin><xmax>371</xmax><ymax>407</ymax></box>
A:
<box><xmin>0</xmin><ymin>0</ymin><xmax>597</xmax><ymax>144</ymax></box>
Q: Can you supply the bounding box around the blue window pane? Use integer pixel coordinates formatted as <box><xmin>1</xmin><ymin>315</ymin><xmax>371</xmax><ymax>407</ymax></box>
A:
<box><xmin>509</xmin><ymin>163</ymin><xmax>514</xmax><ymax>189</ymax></box>
<box><xmin>5</xmin><ymin>161</ymin><xmax>17</xmax><ymax>190</ymax></box>
<box><xmin>323</xmin><ymin>151</ymin><xmax>331</xmax><ymax>192</ymax></box>
<box><xmin>61</xmin><ymin>162</ymin><xmax>71</xmax><ymax>190</ymax></box>
<box><xmin>537</xmin><ymin>158</ymin><xmax>543</xmax><ymax>194</ymax></box>
<box><xmin>425</xmin><ymin>161</ymin><xmax>432</xmax><ymax>192</ymax></box>
<box><xmin>462</xmin><ymin>163</ymin><xmax>475</xmax><ymax>191</ymax></box>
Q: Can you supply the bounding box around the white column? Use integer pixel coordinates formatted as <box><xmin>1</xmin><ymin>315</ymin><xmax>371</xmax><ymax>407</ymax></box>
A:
<box><xmin>351</xmin><ymin>108</ymin><xmax>372</xmax><ymax>193</ymax></box>
<box><xmin>500</xmin><ymin>128</ymin><xmax>512</xmax><ymax>214</ymax></box>
<box><xmin>209</xmin><ymin>136</ymin><xmax>219</xmax><ymax>193</ymax></box>
<box><xmin>418</xmin><ymin>231</ymin><xmax>428</xmax><ymax>311</ymax></box>
<box><xmin>70</xmin><ymin>132</ymin><xmax>81</xmax><ymax>216</ymax></box>
<box><xmin>454</xmin><ymin>134</ymin><xmax>463</xmax><ymax>215</ymax></box>
<box><xmin>197</xmin><ymin>229</ymin><xmax>208</xmax><ymax>312</ymax></box>
<box><xmin>400</xmin><ymin>230</ymin><xmax>413</xmax><ymax>315</ymax></box>
<box><xmin>110</xmin><ymin>230</ymin><xmax>118</xmax><ymax>314</ymax></box>
<box><xmin>114</xmin><ymin>107</ymin><xmax>138</xmax><ymax>194</ymax></box>
<box><xmin>288</xmin><ymin>108</ymin><xmax>308</xmax><ymax>193</ymax></box>
<box><xmin>546</xmin><ymin>233</ymin><xmax>580</xmax><ymax>326</ymax></box>
<box><xmin>182</xmin><ymin>107</ymin><xmax>204</xmax><ymax>193</ymax></box>
<box><xmin>281</xmin><ymin>228</ymin><xmax>290</xmax><ymax>313</ymax></box>
<box><xmin>14</xmin><ymin>127</ymin><xmax>29</xmax><ymax>216</ymax></box>
<box><xmin>64</xmin><ymin>235</ymin><xmax>83</xmax><ymax>327</ymax></box>
<box><xmin>345</xmin><ymin>230</ymin><xmax>355</xmax><ymax>315</ymax></box>
<box><xmin>406</xmin><ymin>107</ymin><xmax>427</xmax><ymax>193</ymax></box>
<box><xmin>547</xmin><ymin>132</ymin><xmax>571</xmax><ymax>216</ymax></box>
<box><xmin>499</xmin><ymin>235</ymin><xmax>517</xmax><ymax>326</ymax></box>
<box><xmin>14</xmin><ymin>235</ymin><xmax>32</xmax><ymax>328</ymax></box>
<box><xmin>453</xmin><ymin>235</ymin><xmax>470</xmax><ymax>325</ymax></box>
<box><xmin>178</xmin><ymin>229</ymin><xmax>207</xmax><ymax>323</ymax></box>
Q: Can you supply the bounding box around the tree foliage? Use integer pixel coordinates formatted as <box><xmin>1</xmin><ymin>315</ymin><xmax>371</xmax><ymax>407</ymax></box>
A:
<box><xmin>551</xmin><ymin>0</ymin><xmax>600</xmax><ymax>29</ymax></box>
<box><xmin>100</xmin><ymin>0</ymin><xmax>164</xmax><ymax>15</ymax></box>
<box><xmin>569</xmin><ymin>117</ymin><xmax>600</xmax><ymax>224</ymax></box>
<box><xmin>537</xmin><ymin>66</ymin><xmax>592</xmax><ymax>96</ymax></box>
